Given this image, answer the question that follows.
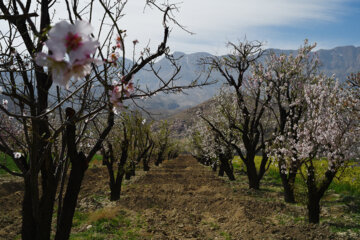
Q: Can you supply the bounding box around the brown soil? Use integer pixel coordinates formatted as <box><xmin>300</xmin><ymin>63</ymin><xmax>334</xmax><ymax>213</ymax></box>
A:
<box><xmin>0</xmin><ymin>155</ymin><xmax>343</xmax><ymax>239</ymax></box>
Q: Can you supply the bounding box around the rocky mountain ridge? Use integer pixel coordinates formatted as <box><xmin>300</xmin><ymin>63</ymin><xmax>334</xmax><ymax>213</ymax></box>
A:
<box><xmin>136</xmin><ymin>45</ymin><xmax>360</xmax><ymax>115</ymax></box>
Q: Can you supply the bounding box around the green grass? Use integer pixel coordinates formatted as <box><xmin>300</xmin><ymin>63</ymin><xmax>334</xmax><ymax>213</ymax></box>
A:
<box><xmin>220</xmin><ymin>231</ymin><xmax>232</xmax><ymax>240</ymax></box>
<box><xmin>70</xmin><ymin>209</ymin><xmax>146</xmax><ymax>240</ymax></box>
<box><xmin>232</xmin><ymin>155</ymin><xmax>360</xmax><ymax>234</ymax></box>
<box><xmin>232</xmin><ymin>156</ymin><xmax>360</xmax><ymax>197</ymax></box>
<box><xmin>0</xmin><ymin>152</ymin><xmax>19</xmax><ymax>175</ymax></box>
<box><xmin>0</xmin><ymin>153</ymin><xmax>103</xmax><ymax>175</ymax></box>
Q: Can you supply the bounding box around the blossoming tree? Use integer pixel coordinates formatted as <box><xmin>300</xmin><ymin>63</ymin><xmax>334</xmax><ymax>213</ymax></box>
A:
<box><xmin>272</xmin><ymin>76</ymin><xmax>359</xmax><ymax>223</ymax></box>
<box><xmin>255</xmin><ymin>40</ymin><xmax>320</xmax><ymax>202</ymax></box>
<box><xmin>0</xmin><ymin>1</ymin><xmax>207</xmax><ymax>239</ymax></box>
<box><xmin>199</xmin><ymin>41</ymin><xmax>273</xmax><ymax>189</ymax></box>
<box><xmin>193</xmin><ymin>87</ymin><xmax>239</xmax><ymax>180</ymax></box>
<box><xmin>100</xmin><ymin>110</ymin><xmax>154</xmax><ymax>201</ymax></box>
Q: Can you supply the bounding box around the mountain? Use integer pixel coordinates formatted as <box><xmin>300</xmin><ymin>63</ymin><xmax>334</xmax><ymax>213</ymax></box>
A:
<box><xmin>134</xmin><ymin>46</ymin><xmax>360</xmax><ymax>116</ymax></box>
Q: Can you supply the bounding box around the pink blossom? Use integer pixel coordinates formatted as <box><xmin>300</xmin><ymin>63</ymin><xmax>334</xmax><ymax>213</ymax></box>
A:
<box><xmin>109</xmin><ymin>77</ymin><xmax>135</xmax><ymax>111</ymax></box>
<box><xmin>35</xmin><ymin>21</ymin><xmax>100</xmax><ymax>87</ymax></box>
<box><xmin>108</xmin><ymin>52</ymin><xmax>119</xmax><ymax>63</ymax></box>
<box><xmin>46</xmin><ymin>20</ymin><xmax>99</xmax><ymax>64</ymax></box>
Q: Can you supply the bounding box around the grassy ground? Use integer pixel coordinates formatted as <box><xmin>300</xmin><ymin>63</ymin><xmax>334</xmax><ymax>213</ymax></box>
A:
<box><xmin>232</xmin><ymin>156</ymin><xmax>360</xmax><ymax>235</ymax></box>
<box><xmin>232</xmin><ymin>156</ymin><xmax>360</xmax><ymax>196</ymax></box>
<box><xmin>0</xmin><ymin>152</ymin><xmax>19</xmax><ymax>175</ymax></box>
<box><xmin>0</xmin><ymin>153</ymin><xmax>104</xmax><ymax>175</ymax></box>
<box><xmin>70</xmin><ymin>208</ymin><xmax>145</xmax><ymax>240</ymax></box>
<box><xmin>1</xmin><ymin>154</ymin><xmax>359</xmax><ymax>238</ymax></box>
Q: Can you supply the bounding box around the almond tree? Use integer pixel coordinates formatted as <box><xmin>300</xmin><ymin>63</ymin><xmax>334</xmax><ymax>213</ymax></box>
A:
<box><xmin>195</xmin><ymin>87</ymin><xmax>239</xmax><ymax>180</ymax></box>
<box><xmin>154</xmin><ymin>120</ymin><xmax>171</xmax><ymax>166</ymax></box>
<box><xmin>191</xmin><ymin>120</ymin><xmax>215</xmax><ymax>168</ymax></box>
<box><xmin>347</xmin><ymin>72</ymin><xmax>360</xmax><ymax>101</ymax></box>
<box><xmin>256</xmin><ymin>40</ymin><xmax>320</xmax><ymax>202</ymax></box>
<box><xmin>0</xmin><ymin>1</ymin><xmax>206</xmax><ymax>239</ymax></box>
<box><xmin>271</xmin><ymin>76</ymin><xmax>359</xmax><ymax>223</ymax></box>
<box><xmin>200</xmin><ymin>41</ymin><xmax>272</xmax><ymax>189</ymax></box>
<box><xmin>100</xmin><ymin>111</ymin><xmax>153</xmax><ymax>201</ymax></box>
<box><xmin>192</xmin><ymin>113</ymin><xmax>236</xmax><ymax>180</ymax></box>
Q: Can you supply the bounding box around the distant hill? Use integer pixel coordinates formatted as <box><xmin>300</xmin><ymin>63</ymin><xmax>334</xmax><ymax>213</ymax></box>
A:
<box><xmin>135</xmin><ymin>46</ymin><xmax>360</xmax><ymax>115</ymax></box>
<box><xmin>151</xmin><ymin>98</ymin><xmax>215</xmax><ymax>139</ymax></box>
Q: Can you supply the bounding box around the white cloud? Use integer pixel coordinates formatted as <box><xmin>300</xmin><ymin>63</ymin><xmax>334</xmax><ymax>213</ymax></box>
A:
<box><xmin>118</xmin><ymin>0</ymin><xmax>352</xmax><ymax>54</ymax></box>
<box><xmin>0</xmin><ymin>0</ymin><xmax>353</xmax><ymax>56</ymax></box>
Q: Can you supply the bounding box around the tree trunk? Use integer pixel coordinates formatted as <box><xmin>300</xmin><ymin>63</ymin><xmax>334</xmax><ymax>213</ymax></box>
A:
<box><xmin>307</xmin><ymin>195</ymin><xmax>320</xmax><ymax>224</ymax></box>
<box><xmin>22</xmin><ymin>161</ymin><xmax>57</xmax><ymax>240</ymax></box>
<box><xmin>143</xmin><ymin>162</ymin><xmax>150</xmax><ymax>171</ymax></box>
<box><xmin>280</xmin><ymin>171</ymin><xmax>296</xmax><ymax>203</ymax></box>
<box><xmin>211</xmin><ymin>162</ymin><xmax>217</xmax><ymax>172</ymax></box>
<box><xmin>143</xmin><ymin>157</ymin><xmax>150</xmax><ymax>171</ymax></box>
<box><xmin>55</xmin><ymin>152</ymin><xmax>88</xmax><ymax>240</ymax></box>
<box><xmin>223</xmin><ymin>162</ymin><xmax>235</xmax><ymax>181</ymax></box>
<box><xmin>219</xmin><ymin>157</ymin><xmax>235</xmax><ymax>181</ymax></box>
<box><xmin>218</xmin><ymin>163</ymin><xmax>224</xmax><ymax>176</ymax></box>
<box><xmin>110</xmin><ymin>186</ymin><xmax>121</xmax><ymax>201</ymax></box>
<box><xmin>21</xmin><ymin>177</ymin><xmax>37</xmax><ymax>240</ymax></box>
<box><xmin>38</xmin><ymin>175</ymin><xmax>57</xmax><ymax>240</ymax></box>
<box><xmin>125</xmin><ymin>171</ymin><xmax>131</xmax><ymax>180</ymax></box>
<box><xmin>248</xmin><ymin>176</ymin><xmax>260</xmax><ymax>189</ymax></box>
<box><xmin>246</xmin><ymin>160</ymin><xmax>260</xmax><ymax>189</ymax></box>
<box><xmin>109</xmin><ymin>175</ymin><xmax>124</xmax><ymax>201</ymax></box>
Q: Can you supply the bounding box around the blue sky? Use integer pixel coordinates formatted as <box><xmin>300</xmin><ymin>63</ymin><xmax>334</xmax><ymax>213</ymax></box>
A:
<box><xmin>165</xmin><ymin>0</ymin><xmax>360</xmax><ymax>54</ymax></box>
<box><xmin>46</xmin><ymin>0</ymin><xmax>360</xmax><ymax>56</ymax></box>
<box><xmin>114</xmin><ymin>0</ymin><xmax>360</xmax><ymax>55</ymax></box>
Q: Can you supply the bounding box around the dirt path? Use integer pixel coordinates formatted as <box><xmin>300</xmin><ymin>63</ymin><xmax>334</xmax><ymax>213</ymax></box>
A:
<box><xmin>0</xmin><ymin>155</ymin><xmax>336</xmax><ymax>239</ymax></box>
<box><xmin>113</xmin><ymin>155</ymin><xmax>333</xmax><ymax>239</ymax></box>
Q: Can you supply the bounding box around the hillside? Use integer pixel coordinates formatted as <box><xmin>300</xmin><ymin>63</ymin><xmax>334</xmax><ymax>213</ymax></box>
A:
<box><xmin>162</xmin><ymin>98</ymin><xmax>215</xmax><ymax>139</ymax></box>
<box><xmin>135</xmin><ymin>45</ymin><xmax>360</xmax><ymax>115</ymax></box>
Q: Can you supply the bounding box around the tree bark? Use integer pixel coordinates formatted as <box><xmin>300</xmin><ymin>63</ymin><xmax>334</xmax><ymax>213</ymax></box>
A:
<box><xmin>55</xmin><ymin>152</ymin><xmax>88</xmax><ymax>240</ymax></box>
<box><xmin>21</xmin><ymin>177</ymin><xmax>37</xmax><ymax>240</ymax></box>
<box><xmin>280</xmin><ymin>171</ymin><xmax>296</xmax><ymax>203</ymax></box>
<box><xmin>219</xmin><ymin>155</ymin><xmax>235</xmax><ymax>181</ymax></box>
<box><xmin>109</xmin><ymin>174</ymin><xmax>124</xmax><ymax>201</ymax></box>
<box><xmin>218</xmin><ymin>163</ymin><xmax>225</xmax><ymax>176</ymax></box>
<box><xmin>307</xmin><ymin>194</ymin><xmax>320</xmax><ymax>224</ymax></box>
<box><xmin>246</xmin><ymin>156</ymin><xmax>260</xmax><ymax>189</ymax></box>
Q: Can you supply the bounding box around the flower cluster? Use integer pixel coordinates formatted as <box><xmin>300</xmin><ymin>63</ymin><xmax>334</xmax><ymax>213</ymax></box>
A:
<box><xmin>109</xmin><ymin>75</ymin><xmax>134</xmax><ymax>113</ymax></box>
<box><xmin>269</xmin><ymin>76</ymin><xmax>359</xmax><ymax>176</ymax></box>
<box><xmin>107</xmin><ymin>36</ymin><xmax>123</xmax><ymax>66</ymax></box>
<box><xmin>36</xmin><ymin>21</ymin><xmax>100</xmax><ymax>88</ymax></box>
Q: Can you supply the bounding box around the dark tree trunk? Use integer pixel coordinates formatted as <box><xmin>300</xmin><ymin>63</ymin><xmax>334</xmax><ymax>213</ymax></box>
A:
<box><xmin>219</xmin><ymin>156</ymin><xmax>235</xmax><ymax>181</ymax></box>
<box><xmin>246</xmin><ymin>155</ymin><xmax>260</xmax><ymax>189</ymax></box>
<box><xmin>38</xmin><ymin>175</ymin><xmax>57</xmax><ymax>240</ymax></box>
<box><xmin>247</xmin><ymin>174</ymin><xmax>260</xmax><ymax>189</ymax></box>
<box><xmin>125</xmin><ymin>171</ymin><xmax>131</xmax><ymax>180</ymax></box>
<box><xmin>211</xmin><ymin>162</ymin><xmax>217</xmax><ymax>172</ymax></box>
<box><xmin>223</xmin><ymin>162</ymin><xmax>235</xmax><ymax>181</ymax></box>
<box><xmin>218</xmin><ymin>163</ymin><xmax>224</xmax><ymax>176</ymax></box>
<box><xmin>55</xmin><ymin>152</ymin><xmax>88</xmax><ymax>240</ymax></box>
<box><xmin>110</xmin><ymin>185</ymin><xmax>121</xmax><ymax>201</ymax></box>
<box><xmin>21</xmin><ymin>177</ymin><xmax>37</xmax><ymax>240</ymax></box>
<box><xmin>305</xmin><ymin>165</ymin><xmax>335</xmax><ymax>224</ymax></box>
<box><xmin>281</xmin><ymin>172</ymin><xmax>296</xmax><ymax>203</ymax></box>
<box><xmin>155</xmin><ymin>154</ymin><xmax>163</xmax><ymax>166</ymax></box>
<box><xmin>109</xmin><ymin>174</ymin><xmax>124</xmax><ymax>201</ymax></box>
<box><xmin>307</xmin><ymin>195</ymin><xmax>320</xmax><ymax>224</ymax></box>
<box><xmin>143</xmin><ymin>162</ymin><xmax>150</xmax><ymax>171</ymax></box>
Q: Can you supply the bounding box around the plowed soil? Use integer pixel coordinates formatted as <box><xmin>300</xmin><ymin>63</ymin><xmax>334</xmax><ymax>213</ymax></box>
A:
<box><xmin>0</xmin><ymin>155</ymin><xmax>339</xmax><ymax>239</ymax></box>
